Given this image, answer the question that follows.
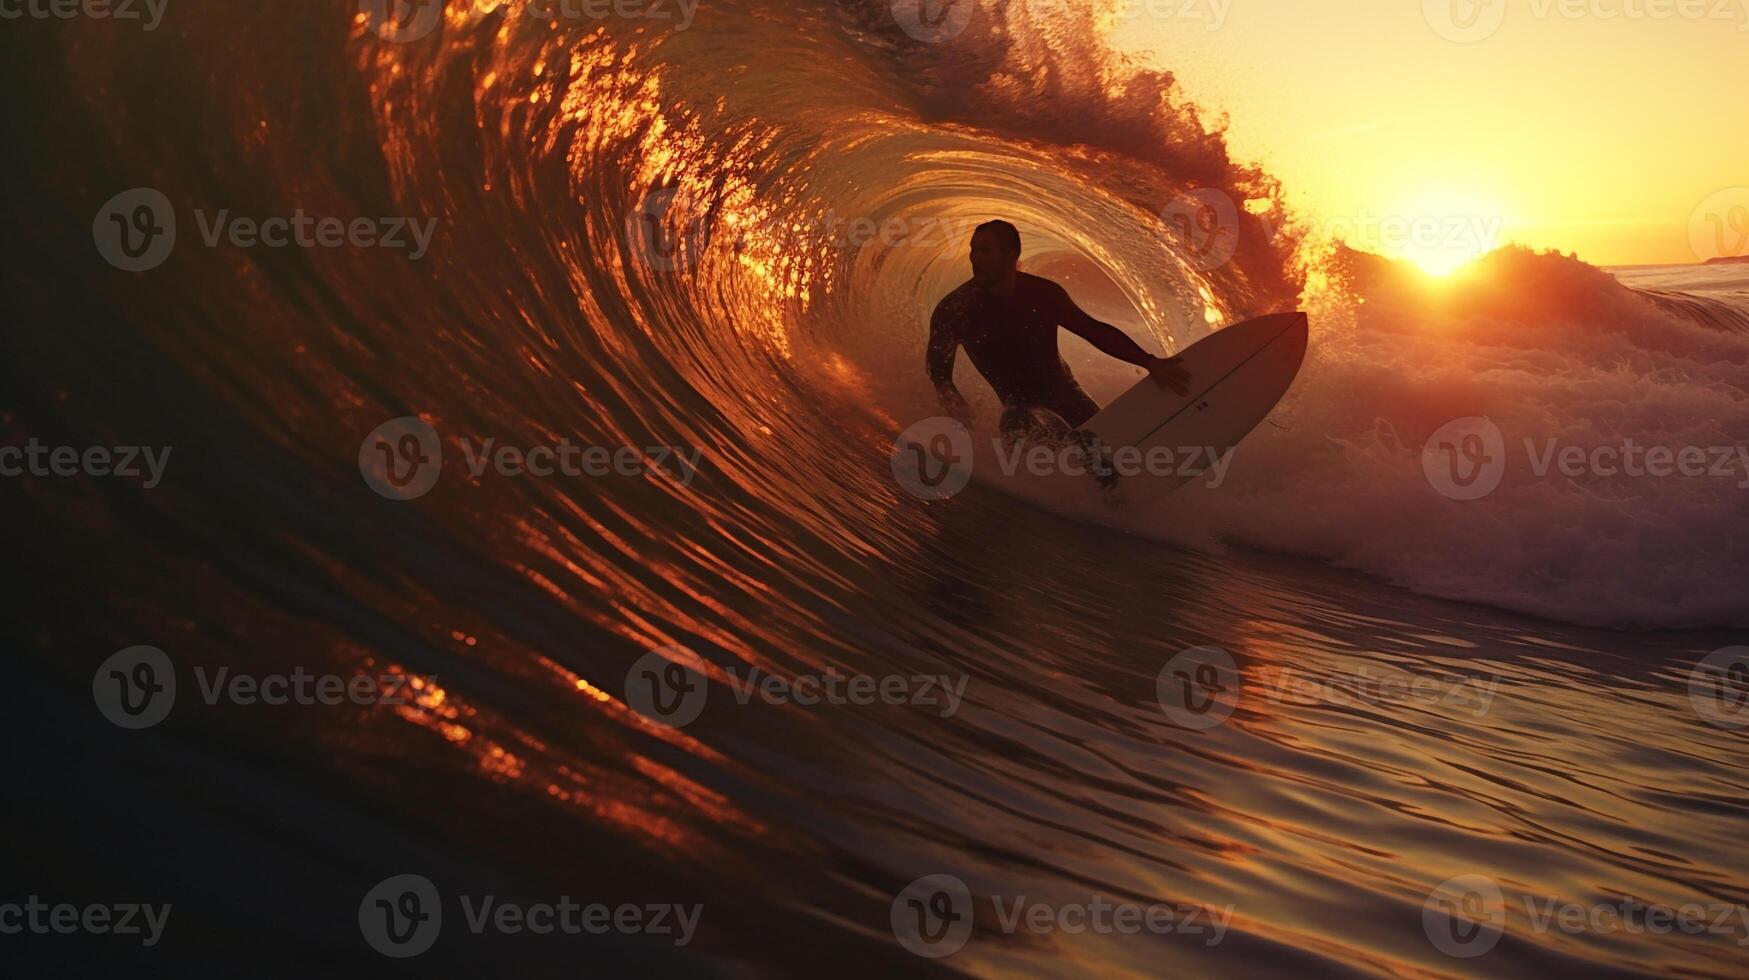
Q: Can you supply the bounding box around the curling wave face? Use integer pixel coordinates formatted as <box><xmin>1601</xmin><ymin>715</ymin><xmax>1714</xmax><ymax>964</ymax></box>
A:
<box><xmin>9</xmin><ymin>2</ymin><xmax>1749</xmax><ymax>975</ymax></box>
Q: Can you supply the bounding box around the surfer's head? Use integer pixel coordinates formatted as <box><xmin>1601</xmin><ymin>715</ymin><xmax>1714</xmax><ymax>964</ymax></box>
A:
<box><xmin>969</xmin><ymin>220</ymin><xmax>1021</xmax><ymax>287</ymax></box>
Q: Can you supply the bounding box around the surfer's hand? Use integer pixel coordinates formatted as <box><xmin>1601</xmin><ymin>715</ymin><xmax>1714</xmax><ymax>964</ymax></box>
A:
<box><xmin>1147</xmin><ymin>356</ymin><xmax>1191</xmax><ymax>396</ymax></box>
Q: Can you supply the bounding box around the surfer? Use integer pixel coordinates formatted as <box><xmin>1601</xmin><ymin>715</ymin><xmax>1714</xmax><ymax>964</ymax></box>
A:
<box><xmin>927</xmin><ymin>220</ymin><xmax>1191</xmax><ymax>437</ymax></box>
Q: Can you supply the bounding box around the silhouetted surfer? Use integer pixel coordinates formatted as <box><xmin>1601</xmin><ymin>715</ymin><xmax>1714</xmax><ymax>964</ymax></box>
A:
<box><xmin>927</xmin><ymin>220</ymin><xmax>1190</xmax><ymax>437</ymax></box>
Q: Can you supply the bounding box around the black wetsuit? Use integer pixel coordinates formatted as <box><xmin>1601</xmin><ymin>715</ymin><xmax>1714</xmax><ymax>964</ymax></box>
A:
<box><xmin>927</xmin><ymin>273</ymin><xmax>1152</xmax><ymax>428</ymax></box>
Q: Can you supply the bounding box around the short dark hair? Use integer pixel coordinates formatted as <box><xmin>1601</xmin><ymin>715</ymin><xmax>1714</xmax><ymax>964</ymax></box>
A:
<box><xmin>973</xmin><ymin>220</ymin><xmax>1021</xmax><ymax>254</ymax></box>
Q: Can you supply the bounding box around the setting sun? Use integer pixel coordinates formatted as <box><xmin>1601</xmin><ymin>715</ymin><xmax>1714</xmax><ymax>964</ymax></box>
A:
<box><xmin>1387</xmin><ymin>188</ymin><xmax>1506</xmax><ymax>275</ymax></box>
<box><xmin>1116</xmin><ymin>2</ymin><xmax>1747</xmax><ymax>267</ymax></box>
<box><xmin>1393</xmin><ymin>234</ymin><xmax>1494</xmax><ymax>277</ymax></box>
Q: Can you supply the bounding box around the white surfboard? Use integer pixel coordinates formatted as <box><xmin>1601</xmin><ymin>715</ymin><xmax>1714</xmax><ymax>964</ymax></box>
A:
<box><xmin>1083</xmin><ymin>312</ymin><xmax>1308</xmax><ymax>491</ymax></box>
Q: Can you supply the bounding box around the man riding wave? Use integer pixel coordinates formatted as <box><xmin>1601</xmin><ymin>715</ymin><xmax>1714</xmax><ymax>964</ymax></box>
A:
<box><xmin>927</xmin><ymin>220</ymin><xmax>1190</xmax><ymax>439</ymax></box>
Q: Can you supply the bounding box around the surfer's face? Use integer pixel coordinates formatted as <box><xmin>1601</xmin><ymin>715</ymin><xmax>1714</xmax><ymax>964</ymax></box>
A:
<box><xmin>969</xmin><ymin>230</ymin><xmax>1019</xmax><ymax>286</ymax></box>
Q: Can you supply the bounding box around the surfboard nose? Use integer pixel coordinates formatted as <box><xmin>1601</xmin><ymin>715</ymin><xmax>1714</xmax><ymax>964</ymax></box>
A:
<box><xmin>1258</xmin><ymin>310</ymin><xmax>1308</xmax><ymax>335</ymax></box>
<box><xmin>1284</xmin><ymin>311</ymin><xmax>1309</xmax><ymax>358</ymax></box>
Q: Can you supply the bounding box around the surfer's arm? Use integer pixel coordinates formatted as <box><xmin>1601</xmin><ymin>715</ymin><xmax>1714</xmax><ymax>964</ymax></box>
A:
<box><xmin>1055</xmin><ymin>286</ymin><xmax>1152</xmax><ymax>365</ymax></box>
<box><xmin>926</xmin><ymin>304</ymin><xmax>972</xmax><ymax>421</ymax></box>
<box><xmin>1055</xmin><ymin>287</ymin><xmax>1191</xmax><ymax>396</ymax></box>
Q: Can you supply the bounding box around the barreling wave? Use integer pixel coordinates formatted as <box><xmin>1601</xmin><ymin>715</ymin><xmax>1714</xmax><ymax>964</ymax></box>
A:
<box><xmin>13</xmin><ymin>4</ymin><xmax>1749</xmax><ymax>975</ymax></box>
<box><xmin>33</xmin><ymin>0</ymin><xmax>1746</xmax><ymax>638</ymax></box>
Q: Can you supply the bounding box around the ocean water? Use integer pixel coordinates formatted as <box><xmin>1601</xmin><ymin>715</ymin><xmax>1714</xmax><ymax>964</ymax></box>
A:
<box><xmin>4</xmin><ymin>0</ymin><xmax>1747</xmax><ymax>975</ymax></box>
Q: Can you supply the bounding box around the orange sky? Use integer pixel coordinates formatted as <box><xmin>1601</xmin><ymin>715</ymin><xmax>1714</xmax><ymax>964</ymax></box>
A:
<box><xmin>1111</xmin><ymin>0</ymin><xmax>1749</xmax><ymax>271</ymax></box>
